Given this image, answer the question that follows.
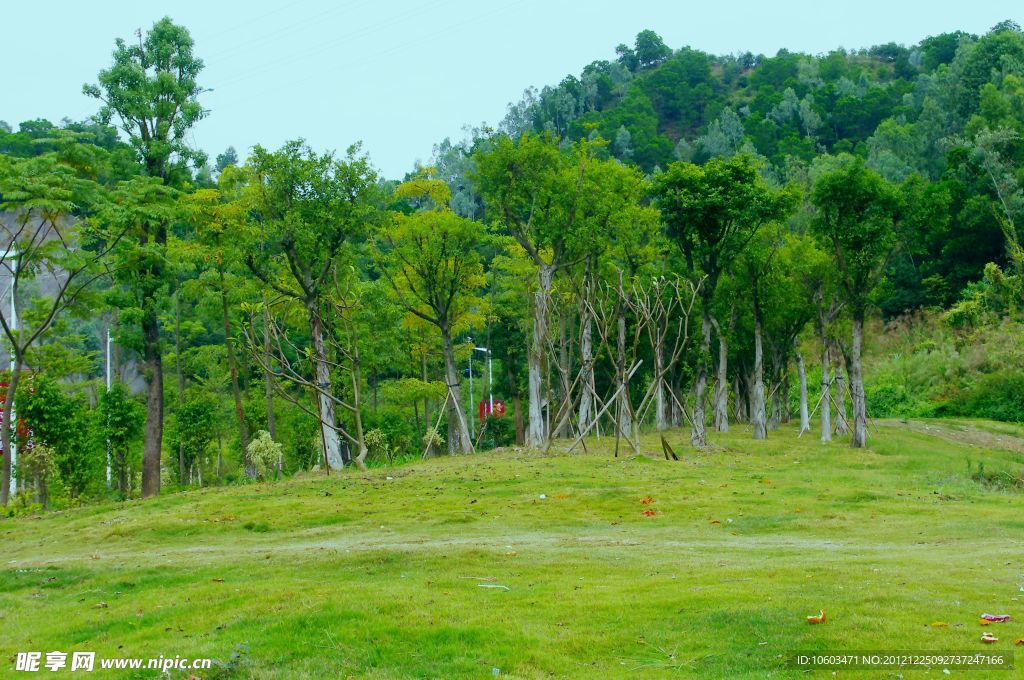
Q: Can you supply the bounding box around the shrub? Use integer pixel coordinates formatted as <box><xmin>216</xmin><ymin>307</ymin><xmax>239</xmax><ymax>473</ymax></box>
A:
<box><xmin>478</xmin><ymin>414</ymin><xmax>516</xmax><ymax>449</ymax></box>
<box><xmin>422</xmin><ymin>428</ymin><xmax>444</xmax><ymax>456</ymax></box>
<box><xmin>246</xmin><ymin>431</ymin><xmax>282</xmax><ymax>480</ymax></box>
<box><xmin>16</xmin><ymin>443</ymin><xmax>58</xmax><ymax>507</ymax></box>
<box><xmin>363</xmin><ymin>428</ymin><xmax>391</xmax><ymax>462</ymax></box>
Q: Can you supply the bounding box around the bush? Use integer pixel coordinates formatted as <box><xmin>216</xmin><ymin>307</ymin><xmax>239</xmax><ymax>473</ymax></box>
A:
<box><xmin>422</xmin><ymin>428</ymin><xmax>444</xmax><ymax>456</ymax></box>
<box><xmin>478</xmin><ymin>414</ymin><xmax>516</xmax><ymax>449</ymax></box>
<box><xmin>363</xmin><ymin>428</ymin><xmax>391</xmax><ymax>463</ymax></box>
<box><xmin>361</xmin><ymin>407</ymin><xmax>419</xmax><ymax>457</ymax></box>
<box><xmin>246</xmin><ymin>431</ymin><xmax>283</xmax><ymax>480</ymax></box>
<box><xmin>956</xmin><ymin>373</ymin><xmax>1024</xmax><ymax>423</ymax></box>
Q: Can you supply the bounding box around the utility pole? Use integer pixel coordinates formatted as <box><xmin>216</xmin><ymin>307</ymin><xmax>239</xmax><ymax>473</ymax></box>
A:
<box><xmin>468</xmin><ymin>347</ymin><xmax>474</xmax><ymax>441</ymax></box>
<box><xmin>105</xmin><ymin>327</ymin><xmax>113</xmax><ymax>486</ymax></box>
<box><xmin>475</xmin><ymin>346</ymin><xmax>492</xmax><ymax>415</ymax></box>
<box><xmin>5</xmin><ymin>250</ymin><xmax>16</xmax><ymax>498</ymax></box>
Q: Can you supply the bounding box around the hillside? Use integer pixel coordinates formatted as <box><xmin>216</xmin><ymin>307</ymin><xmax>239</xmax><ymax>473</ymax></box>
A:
<box><xmin>3</xmin><ymin>424</ymin><xmax>1023</xmax><ymax>678</ymax></box>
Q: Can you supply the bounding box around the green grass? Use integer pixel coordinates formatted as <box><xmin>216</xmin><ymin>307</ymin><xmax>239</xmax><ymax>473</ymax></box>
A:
<box><xmin>2</xmin><ymin>422</ymin><xmax>1023</xmax><ymax>678</ymax></box>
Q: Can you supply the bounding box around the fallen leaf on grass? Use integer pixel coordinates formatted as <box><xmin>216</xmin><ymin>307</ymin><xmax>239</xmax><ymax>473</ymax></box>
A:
<box><xmin>709</xmin><ymin>519</ymin><xmax>721</xmax><ymax>524</ymax></box>
<box><xmin>930</xmin><ymin>621</ymin><xmax>949</xmax><ymax>628</ymax></box>
<box><xmin>642</xmin><ymin>509</ymin><xmax>657</xmax><ymax>517</ymax></box>
<box><xmin>92</xmin><ymin>602</ymin><xmax>108</xmax><ymax>609</ymax></box>
<box><xmin>807</xmin><ymin>610</ymin><xmax>826</xmax><ymax>624</ymax></box>
<box><xmin>211</xmin><ymin>578</ymin><xmax>225</xmax><ymax>583</ymax></box>
<box><xmin>640</xmin><ymin>496</ymin><xmax>654</xmax><ymax>505</ymax></box>
<box><xmin>1014</xmin><ymin>638</ymin><xmax>1024</xmax><ymax>645</ymax></box>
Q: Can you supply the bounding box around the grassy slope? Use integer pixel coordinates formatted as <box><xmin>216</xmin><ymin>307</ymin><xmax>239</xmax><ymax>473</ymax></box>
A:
<box><xmin>1</xmin><ymin>422</ymin><xmax>1023</xmax><ymax>679</ymax></box>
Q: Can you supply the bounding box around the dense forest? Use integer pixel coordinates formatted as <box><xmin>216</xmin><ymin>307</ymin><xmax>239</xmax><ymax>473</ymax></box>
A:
<box><xmin>2</xmin><ymin>18</ymin><xmax>1023</xmax><ymax>512</ymax></box>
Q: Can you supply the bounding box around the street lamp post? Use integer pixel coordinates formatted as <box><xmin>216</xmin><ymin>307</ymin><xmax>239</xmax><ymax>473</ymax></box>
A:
<box><xmin>3</xmin><ymin>249</ymin><xmax>16</xmax><ymax>498</ymax></box>
<box><xmin>468</xmin><ymin>349</ymin><xmax>474</xmax><ymax>441</ymax></box>
<box><xmin>474</xmin><ymin>346</ymin><xmax>492</xmax><ymax>415</ymax></box>
<box><xmin>105</xmin><ymin>328</ymin><xmax>113</xmax><ymax>486</ymax></box>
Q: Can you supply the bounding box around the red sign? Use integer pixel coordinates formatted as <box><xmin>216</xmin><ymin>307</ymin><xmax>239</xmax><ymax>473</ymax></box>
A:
<box><xmin>478</xmin><ymin>399</ymin><xmax>506</xmax><ymax>422</ymax></box>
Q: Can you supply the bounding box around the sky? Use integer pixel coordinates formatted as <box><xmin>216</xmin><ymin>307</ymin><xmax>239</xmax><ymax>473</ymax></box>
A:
<box><xmin>2</xmin><ymin>1</ymin><xmax>1021</xmax><ymax>179</ymax></box>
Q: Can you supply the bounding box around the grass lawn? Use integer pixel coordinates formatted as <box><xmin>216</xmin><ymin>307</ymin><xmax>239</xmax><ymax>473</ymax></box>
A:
<box><xmin>2</xmin><ymin>420</ymin><xmax>1023</xmax><ymax>678</ymax></box>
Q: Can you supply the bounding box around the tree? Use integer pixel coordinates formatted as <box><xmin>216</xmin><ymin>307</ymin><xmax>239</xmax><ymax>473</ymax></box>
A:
<box><xmin>183</xmin><ymin>180</ymin><xmax>252</xmax><ymax>471</ymax></box>
<box><xmin>0</xmin><ymin>150</ymin><xmax>125</xmax><ymax>506</ymax></box>
<box><xmin>810</xmin><ymin>157</ymin><xmax>901</xmax><ymax>447</ymax></box>
<box><xmin>634</xmin><ymin>30</ymin><xmax>673</xmax><ymax>69</ymax></box>
<box><xmin>97</xmin><ymin>381</ymin><xmax>144</xmax><ymax>498</ymax></box>
<box><xmin>84</xmin><ymin>17</ymin><xmax>207</xmax><ymax>498</ymax></box>
<box><xmin>243</xmin><ymin>140</ymin><xmax>381</xmax><ymax>470</ymax></box>
<box><xmin>215</xmin><ymin>146</ymin><xmax>238</xmax><ymax>174</ymax></box>
<box><xmin>652</xmin><ymin>155</ymin><xmax>797</xmax><ymax>446</ymax></box>
<box><xmin>377</xmin><ymin>172</ymin><xmax>486</xmax><ymax>455</ymax></box>
<box><xmin>475</xmin><ymin>134</ymin><xmax>579</xmax><ymax>447</ymax></box>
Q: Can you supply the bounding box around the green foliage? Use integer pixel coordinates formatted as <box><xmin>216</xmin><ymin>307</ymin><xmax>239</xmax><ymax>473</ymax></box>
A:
<box><xmin>97</xmin><ymin>382</ymin><xmax>145</xmax><ymax>497</ymax></box>
<box><xmin>16</xmin><ymin>377</ymin><xmax>97</xmax><ymax>498</ymax></box>
<box><xmin>170</xmin><ymin>388</ymin><xmax>218</xmax><ymax>482</ymax></box>
<box><xmin>653</xmin><ymin>154</ymin><xmax>799</xmax><ymax>295</ymax></box>
<box><xmin>83</xmin><ymin>16</ymin><xmax>207</xmax><ymax>178</ymax></box>
<box><xmin>810</xmin><ymin>156</ymin><xmax>901</xmax><ymax>317</ymax></box>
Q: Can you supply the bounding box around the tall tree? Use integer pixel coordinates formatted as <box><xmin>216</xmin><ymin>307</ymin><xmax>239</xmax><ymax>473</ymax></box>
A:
<box><xmin>243</xmin><ymin>140</ymin><xmax>380</xmax><ymax>469</ymax></box>
<box><xmin>475</xmin><ymin>134</ymin><xmax>593</xmax><ymax>447</ymax></box>
<box><xmin>377</xmin><ymin>173</ymin><xmax>487</xmax><ymax>454</ymax></box>
<box><xmin>652</xmin><ymin>155</ymin><xmax>797</xmax><ymax>446</ymax></box>
<box><xmin>84</xmin><ymin>17</ymin><xmax>207</xmax><ymax>497</ymax></box>
<box><xmin>183</xmin><ymin>179</ymin><xmax>252</xmax><ymax>470</ymax></box>
<box><xmin>810</xmin><ymin>157</ymin><xmax>900</xmax><ymax>448</ymax></box>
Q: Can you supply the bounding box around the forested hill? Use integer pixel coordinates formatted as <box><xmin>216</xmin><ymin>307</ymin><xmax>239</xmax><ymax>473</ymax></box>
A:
<box><xmin>433</xmin><ymin>22</ymin><xmax>1024</xmax><ymax>315</ymax></box>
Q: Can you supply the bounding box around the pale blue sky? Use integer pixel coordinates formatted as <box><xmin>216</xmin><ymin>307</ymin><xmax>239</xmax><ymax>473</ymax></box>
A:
<box><xmin>2</xmin><ymin>1</ymin><xmax>1020</xmax><ymax>178</ymax></box>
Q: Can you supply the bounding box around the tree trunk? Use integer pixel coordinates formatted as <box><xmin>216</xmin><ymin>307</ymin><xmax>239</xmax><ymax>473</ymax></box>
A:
<box><xmin>670</xmin><ymin>373</ymin><xmax>682</xmax><ymax>428</ymax></box>
<box><xmin>307</xmin><ymin>301</ymin><xmax>343</xmax><ymax>470</ymax></box>
<box><xmin>768</xmin><ymin>349</ymin><xmax>781</xmax><ymax>432</ymax></box>
<box><xmin>713</xmin><ymin>324</ymin><xmax>729</xmax><ymax>432</ymax></box>
<box><xmin>733</xmin><ymin>373</ymin><xmax>747</xmax><ymax>423</ymax></box>
<box><xmin>348</xmin><ymin>328</ymin><xmax>369</xmax><ymax>468</ymax></box>
<box><xmin>691</xmin><ymin>309</ymin><xmax>711</xmax><ymax>447</ymax></box>
<box><xmin>141</xmin><ymin>301</ymin><xmax>164</xmax><ymax>498</ymax></box>
<box><xmin>850</xmin><ymin>313</ymin><xmax>868</xmax><ymax>448</ymax></box>
<box><xmin>751</xmin><ymin>307</ymin><xmax>767</xmax><ymax>440</ymax></box>
<box><xmin>441</xmin><ymin>329</ymin><xmax>471</xmax><ymax>454</ymax></box>
<box><xmin>796</xmin><ymin>351</ymin><xmax>810</xmax><ymax>433</ymax></box>
<box><xmin>577</xmin><ymin>305</ymin><xmax>594</xmax><ymax>435</ymax></box>
<box><xmin>421</xmin><ymin>351</ymin><xmax>431</xmax><ymax>437</ymax></box>
<box><xmin>780</xmin><ymin>362</ymin><xmax>791</xmax><ymax>424</ymax></box>
<box><xmin>116</xmin><ymin>449</ymin><xmax>128</xmax><ymax>498</ymax></box>
<box><xmin>820</xmin><ymin>341</ymin><xmax>832</xmax><ymax>443</ymax></box>
<box><xmin>615</xmin><ymin>301</ymin><xmax>633</xmax><ymax>441</ymax></box>
<box><xmin>527</xmin><ymin>265</ymin><xmax>553</xmax><ymax>447</ymax></box>
<box><xmin>654</xmin><ymin>326</ymin><xmax>668</xmax><ymax>432</ymax></box>
<box><xmin>553</xmin><ymin>308</ymin><xmax>572</xmax><ymax>438</ymax></box>
<box><xmin>834</xmin><ymin>353</ymin><xmax>849</xmax><ymax>436</ymax></box>
<box><xmin>174</xmin><ymin>291</ymin><xmax>187</xmax><ymax>483</ymax></box>
<box><xmin>262</xmin><ymin>296</ymin><xmax>277</xmax><ymax>440</ymax></box>
<box><xmin>220</xmin><ymin>269</ymin><xmax>251</xmax><ymax>473</ymax></box>
<box><xmin>508</xmin><ymin>362</ymin><xmax>525</xmax><ymax>445</ymax></box>
<box><xmin>0</xmin><ymin>356</ymin><xmax>22</xmax><ymax>506</ymax></box>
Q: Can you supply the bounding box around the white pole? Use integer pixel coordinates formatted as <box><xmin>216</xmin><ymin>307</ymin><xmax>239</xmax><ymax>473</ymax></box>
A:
<box><xmin>8</xmin><ymin>252</ymin><xmax>16</xmax><ymax>498</ymax></box>
<box><xmin>487</xmin><ymin>350</ymin><xmax>493</xmax><ymax>413</ymax></box>
<box><xmin>468</xmin><ymin>351</ymin><xmax>474</xmax><ymax>440</ymax></box>
<box><xmin>105</xmin><ymin>329</ymin><xmax>112</xmax><ymax>486</ymax></box>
